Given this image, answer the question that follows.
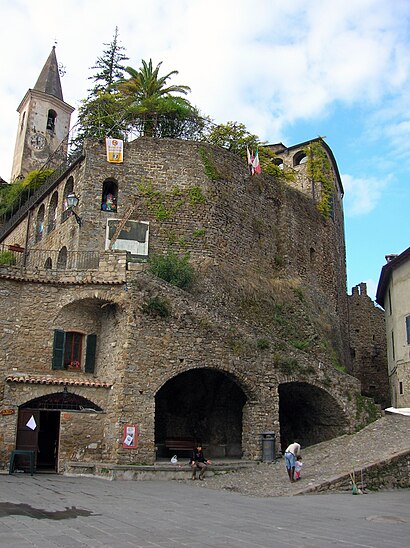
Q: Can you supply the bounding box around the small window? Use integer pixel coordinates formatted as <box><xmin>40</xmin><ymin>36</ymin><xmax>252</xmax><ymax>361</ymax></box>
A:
<box><xmin>406</xmin><ymin>316</ymin><xmax>410</xmax><ymax>345</ymax></box>
<box><xmin>20</xmin><ymin>112</ymin><xmax>26</xmax><ymax>132</ymax></box>
<box><xmin>57</xmin><ymin>246</ymin><xmax>68</xmax><ymax>270</ymax></box>
<box><xmin>399</xmin><ymin>381</ymin><xmax>403</xmax><ymax>395</ymax></box>
<box><xmin>36</xmin><ymin>204</ymin><xmax>45</xmax><ymax>242</ymax></box>
<box><xmin>47</xmin><ymin>110</ymin><xmax>57</xmax><ymax>131</ymax></box>
<box><xmin>47</xmin><ymin>191</ymin><xmax>58</xmax><ymax>234</ymax></box>
<box><xmin>52</xmin><ymin>330</ymin><xmax>97</xmax><ymax>373</ymax></box>
<box><xmin>44</xmin><ymin>257</ymin><xmax>52</xmax><ymax>269</ymax></box>
<box><xmin>101</xmin><ymin>179</ymin><xmax>118</xmax><ymax>212</ymax></box>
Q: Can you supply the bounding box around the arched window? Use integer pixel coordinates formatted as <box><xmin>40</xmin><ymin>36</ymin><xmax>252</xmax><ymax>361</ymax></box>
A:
<box><xmin>47</xmin><ymin>109</ymin><xmax>57</xmax><ymax>131</ymax></box>
<box><xmin>35</xmin><ymin>205</ymin><xmax>45</xmax><ymax>242</ymax></box>
<box><xmin>44</xmin><ymin>257</ymin><xmax>52</xmax><ymax>269</ymax></box>
<box><xmin>293</xmin><ymin>152</ymin><xmax>308</xmax><ymax>166</ymax></box>
<box><xmin>273</xmin><ymin>158</ymin><xmax>284</xmax><ymax>170</ymax></box>
<box><xmin>47</xmin><ymin>192</ymin><xmax>58</xmax><ymax>234</ymax></box>
<box><xmin>101</xmin><ymin>179</ymin><xmax>118</xmax><ymax>212</ymax></box>
<box><xmin>62</xmin><ymin>177</ymin><xmax>74</xmax><ymax>222</ymax></box>
<box><xmin>57</xmin><ymin>246</ymin><xmax>67</xmax><ymax>270</ymax></box>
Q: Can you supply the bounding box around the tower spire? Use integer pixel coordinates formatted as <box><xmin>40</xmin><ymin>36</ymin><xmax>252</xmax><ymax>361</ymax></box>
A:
<box><xmin>33</xmin><ymin>46</ymin><xmax>63</xmax><ymax>101</ymax></box>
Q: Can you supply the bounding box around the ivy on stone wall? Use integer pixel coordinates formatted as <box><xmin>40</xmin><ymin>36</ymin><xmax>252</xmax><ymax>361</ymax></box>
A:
<box><xmin>304</xmin><ymin>141</ymin><xmax>333</xmax><ymax>218</ymax></box>
<box><xmin>137</xmin><ymin>180</ymin><xmax>205</xmax><ymax>221</ymax></box>
<box><xmin>199</xmin><ymin>147</ymin><xmax>221</xmax><ymax>180</ymax></box>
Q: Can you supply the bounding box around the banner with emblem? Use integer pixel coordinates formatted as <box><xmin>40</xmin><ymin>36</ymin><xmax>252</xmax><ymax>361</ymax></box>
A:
<box><xmin>105</xmin><ymin>138</ymin><xmax>124</xmax><ymax>163</ymax></box>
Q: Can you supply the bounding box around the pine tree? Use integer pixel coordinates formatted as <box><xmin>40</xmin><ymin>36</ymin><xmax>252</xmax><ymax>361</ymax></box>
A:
<box><xmin>88</xmin><ymin>27</ymin><xmax>128</xmax><ymax>96</ymax></box>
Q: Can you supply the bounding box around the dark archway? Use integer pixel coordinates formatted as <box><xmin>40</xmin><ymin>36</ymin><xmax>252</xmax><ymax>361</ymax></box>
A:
<box><xmin>155</xmin><ymin>369</ymin><xmax>247</xmax><ymax>459</ymax></box>
<box><xmin>279</xmin><ymin>382</ymin><xmax>348</xmax><ymax>450</ymax></box>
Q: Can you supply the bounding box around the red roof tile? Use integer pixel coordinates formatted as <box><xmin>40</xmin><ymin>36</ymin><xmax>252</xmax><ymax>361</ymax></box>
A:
<box><xmin>5</xmin><ymin>375</ymin><xmax>112</xmax><ymax>388</ymax></box>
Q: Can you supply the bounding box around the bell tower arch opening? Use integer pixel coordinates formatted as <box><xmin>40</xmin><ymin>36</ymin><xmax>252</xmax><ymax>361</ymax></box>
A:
<box><xmin>279</xmin><ymin>381</ymin><xmax>348</xmax><ymax>450</ymax></box>
<box><xmin>155</xmin><ymin>368</ymin><xmax>247</xmax><ymax>459</ymax></box>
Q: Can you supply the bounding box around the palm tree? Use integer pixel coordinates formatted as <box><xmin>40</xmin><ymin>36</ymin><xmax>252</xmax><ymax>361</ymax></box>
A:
<box><xmin>117</xmin><ymin>59</ymin><xmax>192</xmax><ymax>136</ymax></box>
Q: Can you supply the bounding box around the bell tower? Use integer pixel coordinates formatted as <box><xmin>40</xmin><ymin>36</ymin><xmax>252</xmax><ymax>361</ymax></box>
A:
<box><xmin>10</xmin><ymin>46</ymin><xmax>74</xmax><ymax>181</ymax></box>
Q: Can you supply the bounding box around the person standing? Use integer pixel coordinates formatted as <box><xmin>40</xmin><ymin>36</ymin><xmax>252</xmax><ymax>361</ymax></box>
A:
<box><xmin>284</xmin><ymin>441</ymin><xmax>301</xmax><ymax>482</ymax></box>
<box><xmin>190</xmin><ymin>445</ymin><xmax>211</xmax><ymax>480</ymax></box>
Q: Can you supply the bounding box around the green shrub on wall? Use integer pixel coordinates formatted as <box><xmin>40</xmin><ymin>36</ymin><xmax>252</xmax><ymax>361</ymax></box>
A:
<box><xmin>142</xmin><ymin>296</ymin><xmax>171</xmax><ymax>317</ymax></box>
<box><xmin>0</xmin><ymin>251</ymin><xmax>16</xmax><ymax>266</ymax></box>
<box><xmin>149</xmin><ymin>250</ymin><xmax>194</xmax><ymax>288</ymax></box>
<box><xmin>304</xmin><ymin>141</ymin><xmax>333</xmax><ymax>218</ymax></box>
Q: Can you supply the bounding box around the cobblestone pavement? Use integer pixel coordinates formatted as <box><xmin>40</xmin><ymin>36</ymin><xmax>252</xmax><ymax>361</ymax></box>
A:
<box><xmin>181</xmin><ymin>414</ymin><xmax>410</xmax><ymax>497</ymax></box>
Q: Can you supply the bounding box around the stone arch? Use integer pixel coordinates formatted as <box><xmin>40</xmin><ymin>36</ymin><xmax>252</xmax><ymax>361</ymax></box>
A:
<box><xmin>20</xmin><ymin>391</ymin><xmax>102</xmax><ymax>411</ymax></box>
<box><xmin>293</xmin><ymin>151</ymin><xmax>307</xmax><ymax>166</ymax></box>
<box><xmin>57</xmin><ymin>246</ymin><xmax>67</xmax><ymax>269</ymax></box>
<box><xmin>62</xmin><ymin>177</ymin><xmax>74</xmax><ymax>222</ymax></box>
<box><xmin>101</xmin><ymin>178</ymin><xmax>118</xmax><ymax>212</ymax></box>
<box><xmin>35</xmin><ymin>204</ymin><xmax>45</xmax><ymax>242</ymax></box>
<box><xmin>47</xmin><ymin>191</ymin><xmax>58</xmax><ymax>233</ymax></box>
<box><xmin>278</xmin><ymin>381</ymin><xmax>348</xmax><ymax>450</ymax></box>
<box><xmin>155</xmin><ymin>367</ymin><xmax>249</xmax><ymax>459</ymax></box>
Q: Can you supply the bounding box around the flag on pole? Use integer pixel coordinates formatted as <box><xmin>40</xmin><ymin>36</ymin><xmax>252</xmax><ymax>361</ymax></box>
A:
<box><xmin>252</xmin><ymin>148</ymin><xmax>261</xmax><ymax>174</ymax></box>
<box><xmin>247</xmin><ymin>146</ymin><xmax>254</xmax><ymax>175</ymax></box>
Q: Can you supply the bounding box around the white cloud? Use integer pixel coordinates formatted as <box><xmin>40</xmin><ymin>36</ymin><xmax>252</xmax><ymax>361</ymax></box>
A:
<box><xmin>342</xmin><ymin>173</ymin><xmax>391</xmax><ymax>216</ymax></box>
<box><xmin>1</xmin><ymin>0</ymin><xmax>410</xmax><ymax>180</ymax></box>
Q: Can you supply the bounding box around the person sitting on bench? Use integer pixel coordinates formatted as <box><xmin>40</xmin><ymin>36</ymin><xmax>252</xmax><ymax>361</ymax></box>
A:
<box><xmin>190</xmin><ymin>445</ymin><xmax>211</xmax><ymax>480</ymax></box>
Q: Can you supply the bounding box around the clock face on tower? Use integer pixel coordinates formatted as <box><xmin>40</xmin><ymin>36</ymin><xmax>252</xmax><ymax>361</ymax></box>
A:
<box><xmin>30</xmin><ymin>133</ymin><xmax>46</xmax><ymax>150</ymax></box>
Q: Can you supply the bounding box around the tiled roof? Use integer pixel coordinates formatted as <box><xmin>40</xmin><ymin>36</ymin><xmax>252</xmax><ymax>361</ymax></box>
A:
<box><xmin>5</xmin><ymin>375</ymin><xmax>112</xmax><ymax>389</ymax></box>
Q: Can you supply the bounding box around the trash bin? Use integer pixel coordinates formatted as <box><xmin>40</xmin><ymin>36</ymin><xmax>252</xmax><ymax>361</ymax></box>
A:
<box><xmin>261</xmin><ymin>431</ymin><xmax>276</xmax><ymax>462</ymax></box>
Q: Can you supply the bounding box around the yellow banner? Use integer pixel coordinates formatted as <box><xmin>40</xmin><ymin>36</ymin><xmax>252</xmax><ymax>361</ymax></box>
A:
<box><xmin>106</xmin><ymin>138</ymin><xmax>123</xmax><ymax>163</ymax></box>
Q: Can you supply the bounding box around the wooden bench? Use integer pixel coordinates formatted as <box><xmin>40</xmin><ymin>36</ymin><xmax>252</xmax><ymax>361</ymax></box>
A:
<box><xmin>165</xmin><ymin>439</ymin><xmax>195</xmax><ymax>453</ymax></box>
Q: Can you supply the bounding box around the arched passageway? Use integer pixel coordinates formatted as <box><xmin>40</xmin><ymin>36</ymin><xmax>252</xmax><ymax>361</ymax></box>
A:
<box><xmin>155</xmin><ymin>369</ymin><xmax>247</xmax><ymax>459</ymax></box>
<box><xmin>279</xmin><ymin>382</ymin><xmax>348</xmax><ymax>450</ymax></box>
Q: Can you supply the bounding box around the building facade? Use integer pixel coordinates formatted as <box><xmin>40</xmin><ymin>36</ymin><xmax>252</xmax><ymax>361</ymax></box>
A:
<box><xmin>376</xmin><ymin>248</ymin><xmax>410</xmax><ymax>407</ymax></box>
<box><xmin>0</xmin><ymin>50</ymin><xmax>383</xmax><ymax>474</ymax></box>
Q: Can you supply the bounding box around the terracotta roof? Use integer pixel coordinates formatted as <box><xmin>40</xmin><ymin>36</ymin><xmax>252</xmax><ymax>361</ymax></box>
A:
<box><xmin>5</xmin><ymin>375</ymin><xmax>112</xmax><ymax>389</ymax></box>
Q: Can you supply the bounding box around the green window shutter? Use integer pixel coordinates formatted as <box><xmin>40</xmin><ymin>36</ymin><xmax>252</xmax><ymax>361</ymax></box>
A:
<box><xmin>52</xmin><ymin>330</ymin><xmax>65</xmax><ymax>370</ymax></box>
<box><xmin>85</xmin><ymin>334</ymin><xmax>97</xmax><ymax>373</ymax></box>
<box><xmin>406</xmin><ymin>316</ymin><xmax>410</xmax><ymax>345</ymax></box>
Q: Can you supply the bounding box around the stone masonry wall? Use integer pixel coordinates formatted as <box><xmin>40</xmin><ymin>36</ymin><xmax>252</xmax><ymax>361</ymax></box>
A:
<box><xmin>348</xmin><ymin>283</ymin><xmax>390</xmax><ymax>408</ymax></box>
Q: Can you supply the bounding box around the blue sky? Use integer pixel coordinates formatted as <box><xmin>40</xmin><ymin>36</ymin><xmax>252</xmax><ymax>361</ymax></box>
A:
<box><xmin>0</xmin><ymin>0</ymin><xmax>409</xmax><ymax>300</ymax></box>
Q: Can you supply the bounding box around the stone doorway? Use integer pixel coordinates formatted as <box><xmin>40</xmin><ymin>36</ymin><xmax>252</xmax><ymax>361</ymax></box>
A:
<box><xmin>155</xmin><ymin>369</ymin><xmax>247</xmax><ymax>459</ymax></box>
<box><xmin>279</xmin><ymin>381</ymin><xmax>348</xmax><ymax>451</ymax></box>
<box><xmin>17</xmin><ymin>392</ymin><xmax>102</xmax><ymax>472</ymax></box>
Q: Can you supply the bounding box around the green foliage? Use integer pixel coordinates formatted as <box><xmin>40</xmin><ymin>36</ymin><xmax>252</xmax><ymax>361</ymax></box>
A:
<box><xmin>256</xmin><ymin>338</ymin><xmax>270</xmax><ymax>351</ymax></box>
<box><xmin>272</xmin><ymin>304</ymin><xmax>286</xmax><ymax>326</ymax></box>
<box><xmin>355</xmin><ymin>394</ymin><xmax>380</xmax><ymax>429</ymax></box>
<box><xmin>0</xmin><ymin>169</ymin><xmax>54</xmax><ymax>218</ymax></box>
<box><xmin>0</xmin><ymin>251</ymin><xmax>16</xmax><ymax>266</ymax></box>
<box><xmin>117</xmin><ymin>58</ymin><xmax>198</xmax><ymax>138</ymax></box>
<box><xmin>205</xmin><ymin>121</ymin><xmax>259</xmax><ymax>155</ymax></box>
<box><xmin>278</xmin><ymin>358</ymin><xmax>299</xmax><ymax>375</ymax></box>
<box><xmin>304</xmin><ymin>141</ymin><xmax>334</xmax><ymax>218</ymax></box>
<box><xmin>290</xmin><ymin>339</ymin><xmax>311</xmax><ymax>351</ymax></box>
<box><xmin>137</xmin><ymin>180</ymin><xmax>177</xmax><ymax>220</ymax></box>
<box><xmin>149</xmin><ymin>251</ymin><xmax>194</xmax><ymax>288</ymax></box>
<box><xmin>142</xmin><ymin>296</ymin><xmax>170</xmax><ymax>317</ymax></box>
<box><xmin>199</xmin><ymin>147</ymin><xmax>221</xmax><ymax>180</ymax></box>
<box><xmin>193</xmin><ymin>228</ymin><xmax>207</xmax><ymax>238</ymax></box>
<box><xmin>188</xmin><ymin>186</ymin><xmax>205</xmax><ymax>205</ymax></box>
<box><xmin>88</xmin><ymin>27</ymin><xmax>128</xmax><ymax>96</ymax></box>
